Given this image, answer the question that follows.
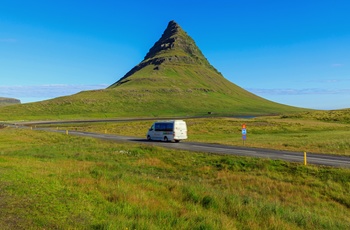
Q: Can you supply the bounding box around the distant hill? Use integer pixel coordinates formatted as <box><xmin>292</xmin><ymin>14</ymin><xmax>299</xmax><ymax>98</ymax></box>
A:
<box><xmin>0</xmin><ymin>97</ymin><xmax>21</xmax><ymax>107</ymax></box>
<box><xmin>0</xmin><ymin>21</ymin><xmax>307</xmax><ymax>121</ymax></box>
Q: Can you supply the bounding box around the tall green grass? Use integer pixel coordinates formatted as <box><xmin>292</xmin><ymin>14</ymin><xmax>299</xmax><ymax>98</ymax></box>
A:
<box><xmin>0</xmin><ymin>128</ymin><xmax>349</xmax><ymax>229</ymax></box>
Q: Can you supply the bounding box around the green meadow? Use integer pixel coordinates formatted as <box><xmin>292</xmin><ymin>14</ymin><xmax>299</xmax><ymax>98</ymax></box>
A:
<box><xmin>1</xmin><ymin>111</ymin><xmax>350</xmax><ymax>229</ymax></box>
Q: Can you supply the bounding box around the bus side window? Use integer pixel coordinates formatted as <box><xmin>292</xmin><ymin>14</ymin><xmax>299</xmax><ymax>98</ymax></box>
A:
<box><xmin>160</xmin><ymin>123</ymin><xmax>166</xmax><ymax>131</ymax></box>
<box><xmin>166</xmin><ymin>123</ymin><xmax>173</xmax><ymax>131</ymax></box>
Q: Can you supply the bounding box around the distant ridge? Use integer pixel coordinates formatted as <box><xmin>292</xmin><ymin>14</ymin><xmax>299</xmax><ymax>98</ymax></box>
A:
<box><xmin>0</xmin><ymin>97</ymin><xmax>21</xmax><ymax>107</ymax></box>
<box><xmin>0</xmin><ymin>21</ymin><xmax>306</xmax><ymax>120</ymax></box>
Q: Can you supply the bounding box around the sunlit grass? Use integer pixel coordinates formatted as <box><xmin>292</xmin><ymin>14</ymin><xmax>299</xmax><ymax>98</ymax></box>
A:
<box><xmin>1</xmin><ymin>127</ymin><xmax>349</xmax><ymax>229</ymax></box>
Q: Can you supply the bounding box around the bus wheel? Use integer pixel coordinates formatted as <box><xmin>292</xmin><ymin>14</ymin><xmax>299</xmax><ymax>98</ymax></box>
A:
<box><xmin>164</xmin><ymin>136</ymin><xmax>168</xmax><ymax>142</ymax></box>
<box><xmin>175</xmin><ymin>140</ymin><xmax>180</xmax><ymax>143</ymax></box>
<box><xmin>147</xmin><ymin>135</ymin><xmax>151</xmax><ymax>141</ymax></box>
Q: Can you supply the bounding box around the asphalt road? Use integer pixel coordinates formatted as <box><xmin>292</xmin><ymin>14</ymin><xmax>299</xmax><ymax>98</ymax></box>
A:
<box><xmin>25</xmin><ymin>126</ymin><xmax>349</xmax><ymax>168</ymax></box>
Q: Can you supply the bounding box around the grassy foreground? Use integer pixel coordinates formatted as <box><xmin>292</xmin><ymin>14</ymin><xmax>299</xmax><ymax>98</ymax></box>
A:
<box><xmin>0</xmin><ymin>127</ymin><xmax>349</xmax><ymax>229</ymax></box>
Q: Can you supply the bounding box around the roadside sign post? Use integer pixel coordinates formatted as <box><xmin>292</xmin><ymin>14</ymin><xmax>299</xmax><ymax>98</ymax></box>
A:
<box><xmin>242</xmin><ymin>124</ymin><xmax>247</xmax><ymax>145</ymax></box>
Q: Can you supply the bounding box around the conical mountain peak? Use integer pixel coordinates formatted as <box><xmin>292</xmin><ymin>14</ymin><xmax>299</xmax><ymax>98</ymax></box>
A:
<box><xmin>109</xmin><ymin>20</ymin><xmax>214</xmax><ymax>87</ymax></box>
<box><xmin>143</xmin><ymin>20</ymin><xmax>182</xmax><ymax>60</ymax></box>
<box><xmin>143</xmin><ymin>20</ymin><xmax>209</xmax><ymax>64</ymax></box>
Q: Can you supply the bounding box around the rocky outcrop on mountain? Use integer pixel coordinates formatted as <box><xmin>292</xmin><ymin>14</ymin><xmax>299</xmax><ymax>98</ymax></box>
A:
<box><xmin>143</xmin><ymin>20</ymin><xmax>180</xmax><ymax>60</ymax></box>
<box><xmin>143</xmin><ymin>20</ymin><xmax>208</xmax><ymax>63</ymax></box>
<box><xmin>109</xmin><ymin>20</ymin><xmax>217</xmax><ymax>87</ymax></box>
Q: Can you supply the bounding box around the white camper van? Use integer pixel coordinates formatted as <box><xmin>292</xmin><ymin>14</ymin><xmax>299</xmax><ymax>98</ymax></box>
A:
<box><xmin>146</xmin><ymin>120</ymin><xmax>187</xmax><ymax>142</ymax></box>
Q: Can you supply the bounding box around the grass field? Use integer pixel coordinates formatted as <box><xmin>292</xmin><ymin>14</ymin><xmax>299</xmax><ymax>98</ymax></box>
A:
<box><xmin>45</xmin><ymin>114</ymin><xmax>350</xmax><ymax>156</ymax></box>
<box><xmin>1</xmin><ymin>119</ymin><xmax>349</xmax><ymax>229</ymax></box>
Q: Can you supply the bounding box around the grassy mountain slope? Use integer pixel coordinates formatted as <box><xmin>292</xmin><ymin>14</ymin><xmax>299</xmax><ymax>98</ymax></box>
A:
<box><xmin>0</xmin><ymin>21</ymin><xmax>307</xmax><ymax>121</ymax></box>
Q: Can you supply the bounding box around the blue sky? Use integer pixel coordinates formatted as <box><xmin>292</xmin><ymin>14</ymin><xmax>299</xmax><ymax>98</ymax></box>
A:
<box><xmin>1</xmin><ymin>0</ymin><xmax>349</xmax><ymax>109</ymax></box>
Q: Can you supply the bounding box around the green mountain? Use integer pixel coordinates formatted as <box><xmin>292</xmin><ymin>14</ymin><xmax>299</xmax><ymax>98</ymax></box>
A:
<box><xmin>0</xmin><ymin>21</ymin><xmax>306</xmax><ymax>121</ymax></box>
<box><xmin>0</xmin><ymin>97</ymin><xmax>21</xmax><ymax>107</ymax></box>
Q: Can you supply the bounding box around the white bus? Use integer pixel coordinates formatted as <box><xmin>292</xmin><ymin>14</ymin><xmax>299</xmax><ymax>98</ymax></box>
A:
<box><xmin>146</xmin><ymin>120</ymin><xmax>187</xmax><ymax>142</ymax></box>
